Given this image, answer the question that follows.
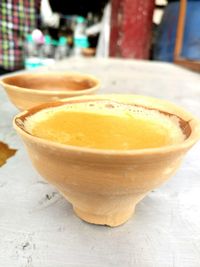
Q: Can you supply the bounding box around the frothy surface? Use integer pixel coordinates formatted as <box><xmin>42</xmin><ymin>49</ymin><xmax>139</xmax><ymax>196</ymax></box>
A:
<box><xmin>25</xmin><ymin>100</ymin><xmax>185</xmax><ymax>150</ymax></box>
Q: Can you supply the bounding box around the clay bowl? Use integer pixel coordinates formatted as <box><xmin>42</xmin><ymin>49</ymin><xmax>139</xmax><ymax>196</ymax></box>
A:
<box><xmin>1</xmin><ymin>72</ymin><xmax>100</xmax><ymax>110</ymax></box>
<box><xmin>13</xmin><ymin>95</ymin><xmax>200</xmax><ymax>227</ymax></box>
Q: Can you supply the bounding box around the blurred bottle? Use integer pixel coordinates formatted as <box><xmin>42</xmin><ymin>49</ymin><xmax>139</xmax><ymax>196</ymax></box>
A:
<box><xmin>86</xmin><ymin>12</ymin><xmax>100</xmax><ymax>56</ymax></box>
<box><xmin>73</xmin><ymin>16</ymin><xmax>89</xmax><ymax>57</ymax></box>
<box><xmin>54</xmin><ymin>36</ymin><xmax>69</xmax><ymax>60</ymax></box>
<box><xmin>41</xmin><ymin>35</ymin><xmax>55</xmax><ymax>66</ymax></box>
<box><xmin>24</xmin><ymin>34</ymin><xmax>42</xmax><ymax>69</ymax></box>
<box><xmin>43</xmin><ymin>35</ymin><xmax>54</xmax><ymax>57</ymax></box>
<box><xmin>87</xmin><ymin>12</ymin><xmax>94</xmax><ymax>27</ymax></box>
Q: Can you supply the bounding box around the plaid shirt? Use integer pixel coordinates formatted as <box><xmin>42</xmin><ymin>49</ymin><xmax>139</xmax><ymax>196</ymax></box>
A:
<box><xmin>0</xmin><ymin>0</ymin><xmax>40</xmax><ymax>71</ymax></box>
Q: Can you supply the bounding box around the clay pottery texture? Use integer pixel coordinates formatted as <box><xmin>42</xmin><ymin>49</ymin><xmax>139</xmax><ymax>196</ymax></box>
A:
<box><xmin>1</xmin><ymin>72</ymin><xmax>100</xmax><ymax>110</ymax></box>
<box><xmin>13</xmin><ymin>95</ymin><xmax>200</xmax><ymax>226</ymax></box>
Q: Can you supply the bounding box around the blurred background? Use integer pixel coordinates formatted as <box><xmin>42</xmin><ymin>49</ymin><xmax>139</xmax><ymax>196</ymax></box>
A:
<box><xmin>0</xmin><ymin>0</ymin><xmax>200</xmax><ymax>75</ymax></box>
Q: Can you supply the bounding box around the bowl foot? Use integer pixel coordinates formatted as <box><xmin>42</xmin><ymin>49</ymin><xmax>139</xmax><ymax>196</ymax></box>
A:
<box><xmin>73</xmin><ymin>206</ymin><xmax>135</xmax><ymax>227</ymax></box>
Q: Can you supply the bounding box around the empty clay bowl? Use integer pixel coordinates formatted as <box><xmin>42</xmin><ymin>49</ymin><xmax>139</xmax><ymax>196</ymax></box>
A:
<box><xmin>13</xmin><ymin>95</ymin><xmax>200</xmax><ymax>227</ymax></box>
<box><xmin>1</xmin><ymin>72</ymin><xmax>100</xmax><ymax>110</ymax></box>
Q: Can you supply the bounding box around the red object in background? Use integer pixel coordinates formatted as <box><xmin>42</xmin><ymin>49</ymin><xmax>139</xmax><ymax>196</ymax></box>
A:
<box><xmin>109</xmin><ymin>0</ymin><xmax>155</xmax><ymax>59</ymax></box>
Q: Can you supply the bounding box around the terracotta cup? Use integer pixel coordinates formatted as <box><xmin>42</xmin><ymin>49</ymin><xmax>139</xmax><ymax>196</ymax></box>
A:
<box><xmin>1</xmin><ymin>72</ymin><xmax>100</xmax><ymax>110</ymax></box>
<box><xmin>13</xmin><ymin>95</ymin><xmax>200</xmax><ymax>227</ymax></box>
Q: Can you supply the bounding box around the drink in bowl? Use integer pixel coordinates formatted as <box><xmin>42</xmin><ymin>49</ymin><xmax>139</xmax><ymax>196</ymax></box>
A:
<box><xmin>1</xmin><ymin>72</ymin><xmax>100</xmax><ymax>110</ymax></box>
<box><xmin>13</xmin><ymin>95</ymin><xmax>200</xmax><ymax>226</ymax></box>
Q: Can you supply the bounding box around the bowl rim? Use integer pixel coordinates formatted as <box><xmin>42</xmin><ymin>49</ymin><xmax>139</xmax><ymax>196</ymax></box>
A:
<box><xmin>0</xmin><ymin>71</ymin><xmax>100</xmax><ymax>95</ymax></box>
<box><xmin>13</xmin><ymin>94</ymin><xmax>200</xmax><ymax>157</ymax></box>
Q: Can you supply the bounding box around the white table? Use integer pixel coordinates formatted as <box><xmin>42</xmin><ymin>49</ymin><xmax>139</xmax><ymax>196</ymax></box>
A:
<box><xmin>0</xmin><ymin>58</ymin><xmax>200</xmax><ymax>267</ymax></box>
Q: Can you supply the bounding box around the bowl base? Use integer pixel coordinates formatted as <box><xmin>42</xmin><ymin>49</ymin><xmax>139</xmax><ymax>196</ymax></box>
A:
<box><xmin>73</xmin><ymin>206</ymin><xmax>135</xmax><ymax>227</ymax></box>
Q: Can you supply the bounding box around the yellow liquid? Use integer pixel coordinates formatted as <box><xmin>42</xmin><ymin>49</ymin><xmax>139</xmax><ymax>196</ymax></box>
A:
<box><xmin>28</xmin><ymin>103</ymin><xmax>184</xmax><ymax>150</ymax></box>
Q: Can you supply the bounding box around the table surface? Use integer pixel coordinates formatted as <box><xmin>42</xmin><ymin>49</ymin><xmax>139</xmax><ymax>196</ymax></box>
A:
<box><xmin>0</xmin><ymin>58</ymin><xmax>200</xmax><ymax>267</ymax></box>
